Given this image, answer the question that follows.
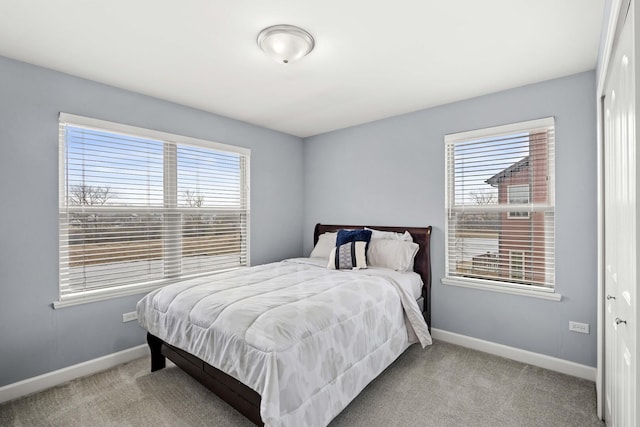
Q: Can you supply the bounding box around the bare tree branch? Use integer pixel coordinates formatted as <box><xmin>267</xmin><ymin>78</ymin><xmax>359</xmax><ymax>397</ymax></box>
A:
<box><xmin>69</xmin><ymin>185</ymin><xmax>112</xmax><ymax>205</ymax></box>
<box><xmin>183</xmin><ymin>190</ymin><xmax>204</xmax><ymax>207</ymax></box>
<box><xmin>469</xmin><ymin>190</ymin><xmax>496</xmax><ymax>205</ymax></box>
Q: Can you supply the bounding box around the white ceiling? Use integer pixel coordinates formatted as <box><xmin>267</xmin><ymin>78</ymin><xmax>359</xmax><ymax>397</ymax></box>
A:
<box><xmin>0</xmin><ymin>0</ymin><xmax>604</xmax><ymax>138</ymax></box>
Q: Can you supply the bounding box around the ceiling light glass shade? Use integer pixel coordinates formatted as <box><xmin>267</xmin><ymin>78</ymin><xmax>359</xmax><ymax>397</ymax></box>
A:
<box><xmin>257</xmin><ymin>25</ymin><xmax>315</xmax><ymax>64</ymax></box>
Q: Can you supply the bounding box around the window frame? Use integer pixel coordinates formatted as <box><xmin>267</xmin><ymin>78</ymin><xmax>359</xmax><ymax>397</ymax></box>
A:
<box><xmin>55</xmin><ymin>113</ymin><xmax>251</xmax><ymax>308</ymax></box>
<box><xmin>442</xmin><ymin>117</ymin><xmax>560</xmax><ymax>301</ymax></box>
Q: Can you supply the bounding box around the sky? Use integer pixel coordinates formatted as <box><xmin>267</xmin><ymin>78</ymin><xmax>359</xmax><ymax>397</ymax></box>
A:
<box><xmin>65</xmin><ymin>125</ymin><xmax>243</xmax><ymax>208</ymax></box>
<box><xmin>451</xmin><ymin>132</ymin><xmax>530</xmax><ymax>206</ymax></box>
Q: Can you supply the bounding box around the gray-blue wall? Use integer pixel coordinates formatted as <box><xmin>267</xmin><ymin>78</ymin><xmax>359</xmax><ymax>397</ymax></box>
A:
<box><xmin>303</xmin><ymin>71</ymin><xmax>598</xmax><ymax>367</ymax></box>
<box><xmin>0</xmin><ymin>56</ymin><xmax>304</xmax><ymax>387</ymax></box>
<box><xmin>0</xmin><ymin>54</ymin><xmax>597</xmax><ymax>389</ymax></box>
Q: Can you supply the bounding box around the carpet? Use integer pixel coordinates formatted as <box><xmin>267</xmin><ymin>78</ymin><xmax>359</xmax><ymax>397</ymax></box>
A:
<box><xmin>0</xmin><ymin>340</ymin><xmax>603</xmax><ymax>426</ymax></box>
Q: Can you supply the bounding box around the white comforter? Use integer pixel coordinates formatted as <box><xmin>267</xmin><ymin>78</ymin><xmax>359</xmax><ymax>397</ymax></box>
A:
<box><xmin>137</xmin><ymin>258</ymin><xmax>432</xmax><ymax>426</ymax></box>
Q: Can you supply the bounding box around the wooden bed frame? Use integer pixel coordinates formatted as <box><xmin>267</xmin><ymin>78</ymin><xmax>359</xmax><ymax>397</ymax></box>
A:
<box><xmin>146</xmin><ymin>223</ymin><xmax>432</xmax><ymax>426</ymax></box>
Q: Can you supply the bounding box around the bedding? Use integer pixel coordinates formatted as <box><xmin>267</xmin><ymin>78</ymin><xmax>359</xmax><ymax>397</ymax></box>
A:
<box><xmin>335</xmin><ymin>228</ymin><xmax>372</xmax><ymax>247</ymax></box>
<box><xmin>327</xmin><ymin>241</ymin><xmax>367</xmax><ymax>269</ymax></box>
<box><xmin>312</xmin><ymin>228</ymin><xmax>418</xmax><ymax>271</ymax></box>
<box><xmin>328</xmin><ymin>229</ymin><xmax>373</xmax><ymax>269</ymax></box>
<box><xmin>362</xmin><ymin>265</ymin><xmax>424</xmax><ymax>300</ymax></box>
<box><xmin>367</xmin><ymin>238</ymin><xmax>419</xmax><ymax>272</ymax></box>
<box><xmin>309</xmin><ymin>232</ymin><xmax>337</xmax><ymax>258</ymax></box>
<box><xmin>308</xmin><ymin>257</ymin><xmax>422</xmax><ymax>299</ymax></box>
<box><xmin>365</xmin><ymin>227</ymin><xmax>413</xmax><ymax>242</ymax></box>
<box><xmin>137</xmin><ymin>257</ymin><xmax>431</xmax><ymax>427</ymax></box>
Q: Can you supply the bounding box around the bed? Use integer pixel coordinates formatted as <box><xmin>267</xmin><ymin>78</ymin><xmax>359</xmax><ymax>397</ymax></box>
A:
<box><xmin>137</xmin><ymin>223</ymin><xmax>432</xmax><ymax>426</ymax></box>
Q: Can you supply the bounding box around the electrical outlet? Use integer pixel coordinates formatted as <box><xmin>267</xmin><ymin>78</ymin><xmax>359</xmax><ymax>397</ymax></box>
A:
<box><xmin>122</xmin><ymin>311</ymin><xmax>138</xmax><ymax>323</ymax></box>
<box><xmin>569</xmin><ymin>321</ymin><xmax>589</xmax><ymax>334</ymax></box>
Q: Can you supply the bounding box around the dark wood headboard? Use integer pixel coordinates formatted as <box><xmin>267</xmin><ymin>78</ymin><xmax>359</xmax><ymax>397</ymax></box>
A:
<box><xmin>314</xmin><ymin>223</ymin><xmax>432</xmax><ymax>329</ymax></box>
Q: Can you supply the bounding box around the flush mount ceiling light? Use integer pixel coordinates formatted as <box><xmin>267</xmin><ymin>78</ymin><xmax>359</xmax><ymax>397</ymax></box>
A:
<box><xmin>257</xmin><ymin>24</ymin><xmax>315</xmax><ymax>64</ymax></box>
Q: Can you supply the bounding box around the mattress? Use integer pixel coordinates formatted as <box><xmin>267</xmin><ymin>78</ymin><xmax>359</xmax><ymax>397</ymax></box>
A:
<box><xmin>137</xmin><ymin>258</ymin><xmax>431</xmax><ymax>426</ymax></box>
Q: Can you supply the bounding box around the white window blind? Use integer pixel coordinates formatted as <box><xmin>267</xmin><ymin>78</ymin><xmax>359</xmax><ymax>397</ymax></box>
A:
<box><xmin>57</xmin><ymin>113</ymin><xmax>250</xmax><ymax>306</ymax></box>
<box><xmin>444</xmin><ymin>117</ymin><xmax>555</xmax><ymax>292</ymax></box>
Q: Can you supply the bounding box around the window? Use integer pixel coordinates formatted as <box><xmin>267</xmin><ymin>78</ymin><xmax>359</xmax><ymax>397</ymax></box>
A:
<box><xmin>507</xmin><ymin>184</ymin><xmax>530</xmax><ymax>218</ymax></box>
<box><xmin>57</xmin><ymin>113</ymin><xmax>250</xmax><ymax>307</ymax></box>
<box><xmin>443</xmin><ymin>117</ymin><xmax>556</xmax><ymax>297</ymax></box>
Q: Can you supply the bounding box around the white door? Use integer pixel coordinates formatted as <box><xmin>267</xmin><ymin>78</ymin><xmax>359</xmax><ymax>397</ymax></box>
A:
<box><xmin>603</xmin><ymin>2</ymin><xmax>637</xmax><ymax>425</ymax></box>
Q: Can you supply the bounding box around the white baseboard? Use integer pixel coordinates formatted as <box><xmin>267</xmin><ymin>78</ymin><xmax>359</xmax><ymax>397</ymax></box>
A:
<box><xmin>0</xmin><ymin>344</ymin><xmax>149</xmax><ymax>404</ymax></box>
<box><xmin>431</xmin><ymin>328</ymin><xmax>597</xmax><ymax>381</ymax></box>
<box><xmin>0</xmin><ymin>331</ymin><xmax>596</xmax><ymax>404</ymax></box>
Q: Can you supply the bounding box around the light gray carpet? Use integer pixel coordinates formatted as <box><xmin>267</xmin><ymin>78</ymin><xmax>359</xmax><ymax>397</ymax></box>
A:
<box><xmin>0</xmin><ymin>341</ymin><xmax>603</xmax><ymax>427</ymax></box>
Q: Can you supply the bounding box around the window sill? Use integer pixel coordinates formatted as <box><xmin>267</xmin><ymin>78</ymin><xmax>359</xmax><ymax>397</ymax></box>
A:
<box><xmin>53</xmin><ymin>266</ymin><xmax>244</xmax><ymax>309</ymax></box>
<box><xmin>53</xmin><ymin>282</ymin><xmax>164</xmax><ymax>309</ymax></box>
<box><xmin>441</xmin><ymin>277</ymin><xmax>562</xmax><ymax>301</ymax></box>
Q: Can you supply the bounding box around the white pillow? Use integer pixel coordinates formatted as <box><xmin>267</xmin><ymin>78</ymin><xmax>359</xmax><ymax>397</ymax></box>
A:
<box><xmin>327</xmin><ymin>241</ymin><xmax>368</xmax><ymax>270</ymax></box>
<box><xmin>365</xmin><ymin>227</ymin><xmax>413</xmax><ymax>242</ymax></box>
<box><xmin>309</xmin><ymin>232</ymin><xmax>337</xmax><ymax>258</ymax></box>
<box><xmin>367</xmin><ymin>239</ymin><xmax>419</xmax><ymax>272</ymax></box>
